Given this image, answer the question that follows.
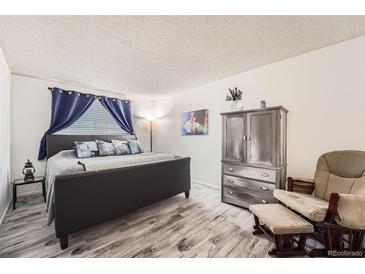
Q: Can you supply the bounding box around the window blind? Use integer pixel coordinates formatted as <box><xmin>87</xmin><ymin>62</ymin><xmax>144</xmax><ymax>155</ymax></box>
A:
<box><xmin>57</xmin><ymin>100</ymin><xmax>127</xmax><ymax>135</ymax></box>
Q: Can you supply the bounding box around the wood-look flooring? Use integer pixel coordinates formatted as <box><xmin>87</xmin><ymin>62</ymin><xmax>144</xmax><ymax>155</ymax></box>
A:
<box><xmin>0</xmin><ymin>183</ymin><xmax>319</xmax><ymax>258</ymax></box>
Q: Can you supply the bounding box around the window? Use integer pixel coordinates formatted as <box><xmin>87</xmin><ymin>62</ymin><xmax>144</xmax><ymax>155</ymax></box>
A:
<box><xmin>57</xmin><ymin>100</ymin><xmax>127</xmax><ymax>135</ymax></box>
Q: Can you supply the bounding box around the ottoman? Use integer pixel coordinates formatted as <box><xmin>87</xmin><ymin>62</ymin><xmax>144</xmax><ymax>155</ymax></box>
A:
<box><xmin>249</xmin><ymin>203</ymin><xmax>314</xmax><ymax>257</ymax></box>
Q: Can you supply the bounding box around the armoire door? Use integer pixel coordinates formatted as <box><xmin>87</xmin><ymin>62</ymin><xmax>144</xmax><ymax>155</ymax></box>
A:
<box><xmin>223</xmin><ymin>114</ymin><xmax>245</xmax><ymax>162</ymax></box>
<box><xmin>246</xmin><ymin>110</ymin><xmax>277</xmax><ymax>166</ymax></box>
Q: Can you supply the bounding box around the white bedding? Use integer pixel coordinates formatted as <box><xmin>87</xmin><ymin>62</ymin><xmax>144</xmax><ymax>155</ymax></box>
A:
<box><xmin>45</xmin><ymin>150</ymin><xmax>177</xmax><ymax>225</ymax></box>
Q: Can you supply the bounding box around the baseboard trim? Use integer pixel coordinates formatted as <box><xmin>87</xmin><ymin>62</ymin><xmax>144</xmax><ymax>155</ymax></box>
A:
<box><xmin>0</xmin><ymin>188</ymin><xmax>43</xmax><ymax>227</ymax></box>
<box><xmin>0</xmin><ymin>198</ymin><xmax>11</xmax><ymax>227</ymax></box>
<box><xmin>192</xmin><ymin>179</ymin><xmax>220</xmax><ymax>190</ymax></box>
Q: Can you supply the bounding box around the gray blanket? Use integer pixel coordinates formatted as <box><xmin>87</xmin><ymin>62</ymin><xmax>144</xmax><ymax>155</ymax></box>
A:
<box><xmin>45</xmin><ymin>150</ymin><xmax>176</xmax><ymax>225</ymax></box>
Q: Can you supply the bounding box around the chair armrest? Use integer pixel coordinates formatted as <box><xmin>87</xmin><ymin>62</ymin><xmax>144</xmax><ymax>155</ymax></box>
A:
<box><xmin>287</xmin><ymin>177</ymin><xmax>314</xmax><ymax>194</ymax></box>
<box><xmin>333</xmin><ymin>193</ymin><xmax>365</xmax><ymax>230</ymax></box>
<box><xmin>325</xmin><ymin>192</ymin><xmax>340</xmax><ymax>223</ymax></box>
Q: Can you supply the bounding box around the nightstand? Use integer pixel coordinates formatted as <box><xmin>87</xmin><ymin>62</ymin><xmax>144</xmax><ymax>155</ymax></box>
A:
<box><xmin>12</xmin><ymin>176</ymin><xmax>46</xmax><ymax>210</ymax></box>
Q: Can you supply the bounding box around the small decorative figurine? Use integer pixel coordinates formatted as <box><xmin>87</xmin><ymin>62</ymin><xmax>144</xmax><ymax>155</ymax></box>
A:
<box><xmin>23</xmin><ymin>159</ymin><xmax>36</xmax><ymax>181</ymax></box>
<box><xmin>260</xmin><ymin>100</ymin><xmax>267</xmax><ymax>108</ymax></box>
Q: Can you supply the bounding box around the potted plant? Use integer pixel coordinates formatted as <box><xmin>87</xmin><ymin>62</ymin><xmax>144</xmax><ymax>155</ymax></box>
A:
<box><xmin>226</xmin><ymin>87</ymin><xmax>243</xmax><ymax>111</ymax></box>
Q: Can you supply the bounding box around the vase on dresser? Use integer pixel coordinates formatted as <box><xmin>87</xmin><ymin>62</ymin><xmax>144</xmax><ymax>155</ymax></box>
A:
<box><xmin>230</xmin><ymin>100</ymin><xmax>244</xmax><ymax>111</ymax></box>
<box><xmin>220</xmin><ymin>106</ymin><xmax>288</xmax><ymax>208</ymax></box>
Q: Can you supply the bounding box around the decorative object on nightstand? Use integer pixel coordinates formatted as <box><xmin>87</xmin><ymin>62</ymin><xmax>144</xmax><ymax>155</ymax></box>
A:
<box><xmin>12</xmin><ymin>176</ymin><xmax>46</xmax><ymax>210</ymax></box>
<box><xmin>220</xmin><ymin>106</ymin><xmax>288</xmax><ymax>208</ymax></box>
<box><xmin>225</xmin><ymin>87</ymin><xmax>244</xmax><ymax>111</ymax></box>
<box><xmin>22</xmin><ymin>159</ymin><xmax>35</xmax><ymax>181</ymax></box>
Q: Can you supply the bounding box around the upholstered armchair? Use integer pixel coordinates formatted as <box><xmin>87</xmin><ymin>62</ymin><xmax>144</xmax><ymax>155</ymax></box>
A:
<box><xmin>273</xmin><ymin>150</ymin><xmax>365</xmax><ymax>255</ymax></box>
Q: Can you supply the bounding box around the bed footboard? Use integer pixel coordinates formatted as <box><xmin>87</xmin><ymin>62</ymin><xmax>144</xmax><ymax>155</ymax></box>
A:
<box><xmin>54</xmin><ymin>157</ymin><xmax>191</xmax><ymax>249</ymax></box>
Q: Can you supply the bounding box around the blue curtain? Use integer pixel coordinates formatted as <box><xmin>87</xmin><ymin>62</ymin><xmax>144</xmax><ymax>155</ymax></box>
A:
<box><xmin>99</xmin><ymin>96</ymin><xmax>134</xmax><ymax>134</ymax></box>
<box><xmin>38</xmin><ymin>88</ymin><xmax>95</xmax><ymax>160</ymax></box>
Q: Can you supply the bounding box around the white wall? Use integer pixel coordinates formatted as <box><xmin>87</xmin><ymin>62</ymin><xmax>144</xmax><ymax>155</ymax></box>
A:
<box><xmin>154</xmin><ymin>35</ymin><xmax>365</xmax><ymax>188</ymax></box>
<box><xmin>0</xmin><ymin>47</ymin><xmax>11</xmax><ymax>222</ymax></box>
<box><xmin>11</xmin><ymin>75</ymin><xmax>154</xmax><ymax>196</ymax></box>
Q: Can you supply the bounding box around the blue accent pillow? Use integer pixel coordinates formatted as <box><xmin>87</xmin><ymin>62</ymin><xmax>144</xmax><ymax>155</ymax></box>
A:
<box><xmin>111</xmin><ymin>140</ymin><xmax>131</xmax><ymax>155</ymax></box>
<box><xmin>74</xmin><ymin>141</ymin><xmax>99</xmax><ymax>157</ymax></box>
<box><xmin>74</xmin><ymin>142</ymin><xmax>92</xmax><ymax>158</ymax></box>
<box><xmin>127</xmin><ymin>139</ymin><xmax>144</xmax><ymax>154</ymax></box>
<box><xmin>96</xmin><ymin>140</ymin><xmax>116</xmax><ymax>156</ymax></box>
<box><xmin>84</xmin><ymin>141</ymin><xmax>98</xmax><ymax>152</ymax></box>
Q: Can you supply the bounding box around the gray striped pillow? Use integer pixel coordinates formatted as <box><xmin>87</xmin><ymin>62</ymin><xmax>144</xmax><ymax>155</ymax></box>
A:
<box><xmin>96</xmin><ymin>140</ymin><xmax>116</xmax><ymax>156</ymax></box>
<box><xmin>112</xmin><ymin>140</ymin><xmax>131</xmax><ymax>155</ymax></box>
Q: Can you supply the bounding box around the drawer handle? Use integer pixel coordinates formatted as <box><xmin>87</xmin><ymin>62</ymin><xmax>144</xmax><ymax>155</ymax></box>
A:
<box><xmin>228</xmin><ymin>168</ymin><xmax>234</xmax><ymax>172</ymax></box>
<box><xmin>227</xmin><ymin>179</ymin><xmax>234</xmax><ymax>183</ymax></box>
<box><xmin>228</xmin><ymin>190</ymin><xmax>233</xmax><ymax>195</ymax></box>
<box><xmin>261</xmin><ymin>172</ymin><xmax>269</xmax><ymax>177</ymax></box>
<box><xmin>260</xmin><ymin>186</ymin><xmax>268</xmax><ymax>191</ymax></box>
<box><xmin>261</xmin><ymin>200</ymin><xmax>268</xmax><ymax>204</ymax></box>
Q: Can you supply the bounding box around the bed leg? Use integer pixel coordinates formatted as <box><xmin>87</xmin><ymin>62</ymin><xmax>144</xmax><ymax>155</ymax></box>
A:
<box><xmin>60</xmin><ymin>235</ymin><xmax>69</xmax><ymax>250</ymax></box>
<box><xmin>185</xmin><ymin>191</ymin><xmax>190</xmax><ymax>198</ymax></box>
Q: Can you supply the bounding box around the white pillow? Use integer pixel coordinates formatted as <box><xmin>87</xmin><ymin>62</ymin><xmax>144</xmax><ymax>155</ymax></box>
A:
<box><xmin>112</xmin><ymin>140</ymin><xmax>131</xmax><ymax>155</ymax></box>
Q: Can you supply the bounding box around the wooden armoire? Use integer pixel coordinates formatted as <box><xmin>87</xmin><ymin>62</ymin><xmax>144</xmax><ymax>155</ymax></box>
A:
<box><xmin>220</xmin><ymin>106</ymin><xmax>288</xmax><ymax>208</ymax></box>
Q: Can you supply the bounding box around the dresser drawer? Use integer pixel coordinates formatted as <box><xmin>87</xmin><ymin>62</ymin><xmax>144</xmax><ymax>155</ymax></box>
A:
<box><xmin>222</xmin><ymin>187</ymin><xmax>276</xmax><ymax>208</ymax></box>
<box><xmin>223</xmin><ymin>164</ymin><xmax>276</xmax><ymax>183</ymax></box>
<box><xmin>223</xmin><ymin>175</ymin><xmax>275</xmax><ymax>196</ymax></box>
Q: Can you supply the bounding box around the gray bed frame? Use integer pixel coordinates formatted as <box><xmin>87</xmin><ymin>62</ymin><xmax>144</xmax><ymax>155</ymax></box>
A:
<box><xmin>46</xmin><ymin>134</ymin><xmax>191</xmax><ymax>250</ymax></box>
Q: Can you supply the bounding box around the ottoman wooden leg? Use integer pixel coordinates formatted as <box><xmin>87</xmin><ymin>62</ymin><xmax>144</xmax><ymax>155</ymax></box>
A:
<box><xmin>268</xmin><ymin>235</ymin><xmax>281</xmax><ymax>256</ymax></box>
<box><xmin>272</xmin><ymin>234</ymin><xmax>307</xmax><ymax>257</ymax></box>
<box><xmin>297</xmin><ymin>234</ymin><xmax>307</xmax><ymax>251</ymax></box>
<box><xmin>253</xmin><ymin>215</ymin><xmax>264</xmax><ymax>235</ymax></box>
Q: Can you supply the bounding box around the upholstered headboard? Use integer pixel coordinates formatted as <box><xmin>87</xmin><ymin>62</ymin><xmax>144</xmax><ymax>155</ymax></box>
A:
<box><xmin>45</xmin><ymin>134</ymin><xmax>137</xmax><ymax>159</ymax></box>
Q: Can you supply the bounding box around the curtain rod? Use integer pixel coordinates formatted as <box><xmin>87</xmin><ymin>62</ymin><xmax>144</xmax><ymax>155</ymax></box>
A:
<box><xmin>47</xmin><ymin>87</ymin><xmax>132</xmax><ymax>102</ymax></box>
<box><xmin>12</xmin><ymin>72</ymin><xmax>129</xmax><ymax>99</ymax></box>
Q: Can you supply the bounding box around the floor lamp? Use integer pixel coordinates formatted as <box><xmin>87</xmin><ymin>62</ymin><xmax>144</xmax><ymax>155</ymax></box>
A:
<box><xmin>148</xmin><ymin>118</ymin><xmax>154</xmax><ymax>152</ymax></box>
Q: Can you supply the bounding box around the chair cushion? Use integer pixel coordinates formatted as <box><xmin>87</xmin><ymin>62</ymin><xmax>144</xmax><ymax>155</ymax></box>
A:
<box><xmin>335</xmin><ymin>194</ymin><xmax>365</xmax><ymax>230</ymax></box>
<box><xmin>314</xmin><ymin>151</ymin><xmax>365</xmax><ymax>200</ymax></box>
<box><xmin>273</xmin><ymin>189</ymin><xmax>329</xmax><ymax>222</ymax></box>
<box><xmin>323</xmin><ymin>174</ymin><xmax>360</xmax><ymax>201</ymax></box>
<box><xmin>249</xmin><ymin>204</ymin><xmax>314</xmax><ymax>234</ymax></box>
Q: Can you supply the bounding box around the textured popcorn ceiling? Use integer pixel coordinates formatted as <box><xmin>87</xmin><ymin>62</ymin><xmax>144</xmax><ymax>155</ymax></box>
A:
<box><xmin>1</xmin><ymin>16</ymin><xmax>365</xmax><ymax>97</ymax></box>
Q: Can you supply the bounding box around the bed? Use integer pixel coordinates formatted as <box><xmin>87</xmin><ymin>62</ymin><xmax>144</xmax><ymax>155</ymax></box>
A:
<box><xmin>45</xmin><ymin>134</ymin><xmax>191</xmax><ymax>249</ymax></box>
